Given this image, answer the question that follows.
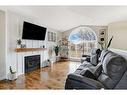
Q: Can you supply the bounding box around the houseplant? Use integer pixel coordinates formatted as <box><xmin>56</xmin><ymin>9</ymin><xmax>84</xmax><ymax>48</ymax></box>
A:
<box><xmin>53</xmin><ymin>45</ymin><xmax>61</xmax><ymax>56</ymax></box>
<box><xmin>106</xmin><ymin>36</ymin><xmax>113</xmax><ymax>49</ymax></box>
<box><xmin>8</xmin><ymin>66</ymin><xmax>17</xmax><ymax>80</ymax></box>
<box><xmin>17</xmin><ymin>39</ymin><xmax>22</xmax><ymax>48</ymax></box>
<box><xmin>98</xmin><ymin>36</ymin><xmax>113</xmax><ymax>50</ymax></box>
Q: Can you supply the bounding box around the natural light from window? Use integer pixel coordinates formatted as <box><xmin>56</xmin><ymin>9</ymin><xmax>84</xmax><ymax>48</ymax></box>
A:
<box><xmin>68</xmin><ymin>26</ymin><xmax>97</xmax><ymax>59</ymax></box>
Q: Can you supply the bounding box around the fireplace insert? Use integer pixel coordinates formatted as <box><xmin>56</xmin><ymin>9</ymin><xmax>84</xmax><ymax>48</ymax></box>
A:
<box><xmin>24</xmin><ymin>55</ymin><xmax>40</xmax><ymax>73</ymax></box>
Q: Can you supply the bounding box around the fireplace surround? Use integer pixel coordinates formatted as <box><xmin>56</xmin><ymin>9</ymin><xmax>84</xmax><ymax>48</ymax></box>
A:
<box><xmin>24</xmin><ymin>55</ymin><xmax>40</xmax><ymax>73</ymax></box>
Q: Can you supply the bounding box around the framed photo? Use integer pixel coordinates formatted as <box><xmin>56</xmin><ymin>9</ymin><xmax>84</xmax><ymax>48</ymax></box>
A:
<box><xmin>99</xmin><ymin>29</ymin><xmax>106</xmax><ymax>36</ymax></box>
<box><xmin>99</xmin><ymin>29</ymin><xmax>106</xmax><ymax>42</ymax></box>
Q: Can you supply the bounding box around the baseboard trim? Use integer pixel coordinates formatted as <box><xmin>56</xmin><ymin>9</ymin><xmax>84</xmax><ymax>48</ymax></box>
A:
<box><xmin>0</xmin><ymin>75</ymin><xmax>6</xmax><ymax>80</ymax></box>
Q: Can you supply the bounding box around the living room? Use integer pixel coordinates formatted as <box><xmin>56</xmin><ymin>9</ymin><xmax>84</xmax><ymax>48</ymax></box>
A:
<box><xmin>0</xmin><ymin>6</ymin><xmax>127</xmax><ymax>91</ymax></box>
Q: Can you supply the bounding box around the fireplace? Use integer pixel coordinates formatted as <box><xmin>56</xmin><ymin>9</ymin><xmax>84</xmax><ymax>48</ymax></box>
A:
<box><xmin>24</xmin><ymin>55</ymin><xmax>40</xmax><ymax>73</ymax></box>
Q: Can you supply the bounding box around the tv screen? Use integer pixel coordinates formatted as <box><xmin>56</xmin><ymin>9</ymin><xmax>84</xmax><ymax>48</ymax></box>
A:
<box><xmin>22</xmin><ymin>21</ymin><xmax>47</xmax><ymax>40</ymax></box>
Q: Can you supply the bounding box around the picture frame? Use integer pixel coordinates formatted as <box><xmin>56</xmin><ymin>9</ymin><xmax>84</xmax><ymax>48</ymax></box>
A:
<box><xmin>99</xmin><ymin>29</ymin><xmax>106</xmax><ymax>42</ymax></box>
<box><xmin>99</xmin><ymin>29</ymin><xmax>106</xmax><ymax>36</ymax></box>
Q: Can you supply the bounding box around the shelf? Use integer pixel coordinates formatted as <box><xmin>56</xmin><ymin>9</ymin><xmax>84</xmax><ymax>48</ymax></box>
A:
<box><xmin>15</xmin><ymin>48</ymin><xmax>47</xmax><ymax>52</ymax></box>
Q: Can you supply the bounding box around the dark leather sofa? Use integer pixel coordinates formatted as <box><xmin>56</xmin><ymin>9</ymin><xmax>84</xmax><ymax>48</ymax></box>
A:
<box><xmin>65</xmin><ymin>49</ymin><xmax>127</xmax><ymax>89</ymax></box>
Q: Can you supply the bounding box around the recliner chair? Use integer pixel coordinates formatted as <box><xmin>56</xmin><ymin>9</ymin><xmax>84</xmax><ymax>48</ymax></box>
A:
<box><xmin>65</xmin><ymin>50</ymin><xmax>127</xmax><ymax>89</ymax></box>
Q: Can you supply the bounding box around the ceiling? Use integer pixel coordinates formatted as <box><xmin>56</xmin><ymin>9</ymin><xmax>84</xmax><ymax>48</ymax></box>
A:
<box><xmin>1</xmin><ymin>6</ymin><xmax>127</xmax><ymax>31</ymax></box>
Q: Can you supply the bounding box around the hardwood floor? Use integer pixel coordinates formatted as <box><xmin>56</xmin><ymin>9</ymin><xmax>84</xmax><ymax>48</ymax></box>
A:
<box><xmin>0</xmin><ymin>61</ymin><xmax>80</xmax><ymax>89</ymax></box>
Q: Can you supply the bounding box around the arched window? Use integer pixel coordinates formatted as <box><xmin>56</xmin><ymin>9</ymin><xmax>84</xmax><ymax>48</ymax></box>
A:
<box><xmin>68</xmin><ymin>26</ymin><xmax>97</xmax><ymax>59</ymax></box>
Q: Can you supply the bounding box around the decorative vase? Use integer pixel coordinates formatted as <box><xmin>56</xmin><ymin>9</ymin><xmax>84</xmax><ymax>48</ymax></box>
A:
<box><xmin>16</xmin><ymin>45</ymin><xmax>21</xmax><ymax>48</ymax></box>
<box><xmin>8</xmin><ymin>73</ymin><xmax>17</xmax><ymax>80</ymax></box>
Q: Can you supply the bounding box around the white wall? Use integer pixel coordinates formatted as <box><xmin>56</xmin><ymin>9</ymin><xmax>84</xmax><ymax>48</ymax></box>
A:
<box><xmin>4</xmin><ymin>10</ymin><xmax>60</xmax><ymax>79</ymax></box>
<box><xmin>0</xmin><ymin>10</ymin><xmax>6</xmax><ymax>80</ymax></box>
<box><xmin>108</xmin><ymin>21</ymin><xmax>127</xmax><ymax>51</ymax></box>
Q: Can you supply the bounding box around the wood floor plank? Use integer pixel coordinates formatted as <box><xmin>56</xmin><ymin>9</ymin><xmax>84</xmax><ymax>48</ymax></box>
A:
<box><xmin>0</xmin><ymin>61</ymin><xmax>80</xmax><ymax>89</ymax></box>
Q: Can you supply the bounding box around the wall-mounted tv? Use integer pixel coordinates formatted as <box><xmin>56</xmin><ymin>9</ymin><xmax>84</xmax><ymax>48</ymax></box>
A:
<box><xmin>22</xmin><ymin>21</ymin><xmax>47</xmax><ymax>40</ymax></box>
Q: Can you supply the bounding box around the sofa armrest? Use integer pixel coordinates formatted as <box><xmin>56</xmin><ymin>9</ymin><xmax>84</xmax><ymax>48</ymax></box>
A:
<box><xmin>82</xmin><ymin>55</ymin><xmax>90</xmax><ymax>57</ymax></box>
<box><xmin>85</xmin><ymin>57</ymin><xmax>90</xmax><ymax>62</ymax></box>
<box><xmin>68</xmin><ymin>73</ymin><xmax>104</xmax><ymax>89</ymax></box>
<box><xmin>81</xmin><ymin>55</ymin><xmax>90</xmax><ymax>63</ymax></box>
<box><xmin>93</xmin><ymin>63</ymin><xmax>102</xmax><ymax>77</ymax></box>
<box><xmin>81</xmin><ymin>57</ymin><xmax>90</xmax><ymax>63</ymax></box>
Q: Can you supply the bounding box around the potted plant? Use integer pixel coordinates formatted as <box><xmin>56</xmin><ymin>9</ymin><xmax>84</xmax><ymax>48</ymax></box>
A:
<box><xmin>106</xmin><ymin>36</ymin><xmax>113</xmax><ymax>49</ymax></box>
<box><xmin>53</xmin><ymin>45</ymin><xmax>60</xmax><ymax>56</ymax></box>
<box><xmin>98</xmin><ymin>36</ymin><xmax>113</xmax><ymax>50</ymax></box>
<box><xmin>17</xmin><ymin>39</ymin><xmax>22</xmax><ymax>48</ymax></box>
<box><xmin>8</xmin><ymin>66</ymin><xmax>17</xmax><ymax>80</ymax></box>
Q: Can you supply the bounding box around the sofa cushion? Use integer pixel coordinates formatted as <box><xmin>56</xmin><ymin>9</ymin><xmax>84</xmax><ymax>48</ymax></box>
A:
<box><xmin>91</xmin><ymin>48</ymin><xmax>101</xmax><ymax>55</ymax></box>
<box><xmin>98</xmin><ymin>72</ymin><xmax>115</xmax><ymax>88</ymax></box>
<box><xmin>115</xmin><ymin>71</ymin><xmax>127</xmax><ymax>89</ymax></box>
<box><xmin>93</xmin><ymin>62</ymin><xmax>102</xmax><ymax>78</ymax></box>
<box><xmin>80</xmin><ymin>70</ymin><xmax>97</xmax><ymax>80</ymax></box>
<box><xmin>79</xmin><ymin>61</ymin><xmax>93</xmax><ymax>69</ymax></box>
<box><xmin>91</xmin><ymin>48</ymin><xmax>97</xmax><ymax>55</ymax></box>
<box><xmin>90</xmin><ymin>48</ymin><xmax>101</xmax><ymax>66</ymax></box>
<box><xmin>90</xmin><ymin>54</ymin><xmax>98</xmax><ymax>66</ymax></box>
<box><xmin>67</xmin><ymin>73</ymin><xmax>104</xmax><ymax>89</ymax></box>
<box><xmin>103</xmin><ymin>52</ymin><xmax>127</xmax><ymax>77</ymax></box>
<box><xmin>80</xmin><ymin>68</ymin><xmax>90</xmax><ymax>75</ymax></box>
<box><xmin>99</xmin><ymin>49</ymin><xmax>109</xmax><ymax>62</ymax></box>
<box><xmin>79</xmin><ymin>62</ymin><xmax>102</xmax><ymax>79</ymax></box>
<box><xmin>98</xmin><ymin>51</ymin><xmax>127</xmax><ymax>88</ymax></box>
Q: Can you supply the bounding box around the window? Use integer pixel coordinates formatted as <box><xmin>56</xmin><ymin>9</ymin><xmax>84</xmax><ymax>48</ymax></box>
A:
<box><xmin>68</xmin><ymin>26</ymin><xmax>97</xmax><ymax>59</ymax></box>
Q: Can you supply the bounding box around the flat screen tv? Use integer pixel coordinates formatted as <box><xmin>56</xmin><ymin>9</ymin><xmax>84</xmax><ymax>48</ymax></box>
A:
<box><xmin>22</xmin><ymin>21</ymin><xmax>47</xmax><ymax>40</ymax></box>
